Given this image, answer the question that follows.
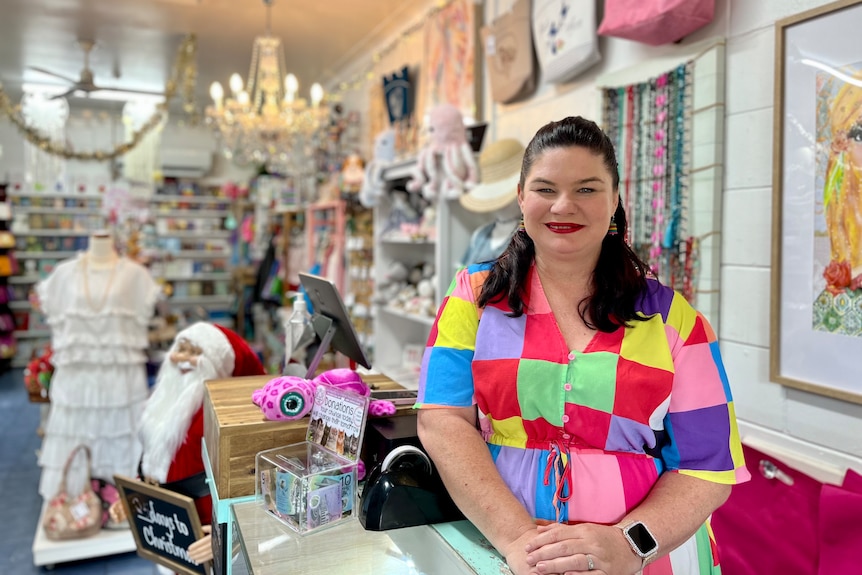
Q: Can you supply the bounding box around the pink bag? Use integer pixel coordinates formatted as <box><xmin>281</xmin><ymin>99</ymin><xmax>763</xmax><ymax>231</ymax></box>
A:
<box><xmin>597</xmin><ymin>0</ymin><xmax>715</xmax><ymax>46</ymax></box>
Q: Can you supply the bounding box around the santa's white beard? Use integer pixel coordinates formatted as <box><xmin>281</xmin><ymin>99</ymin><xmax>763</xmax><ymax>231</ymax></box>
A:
<box><xmin>139</xmin><ymin>354</ymin><xmax>220</xmax><ymax>482</ymax></box>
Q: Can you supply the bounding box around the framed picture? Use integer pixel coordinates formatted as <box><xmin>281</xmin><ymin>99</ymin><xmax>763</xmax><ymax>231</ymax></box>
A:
<box><xmin>113</xmin><ymin>475</ymin><xmax>210</xmax><ymax>575</ymax></box>
<box><xmin>771</xmin><ymin>0</ymin><xmax>862</xmax><ymax>404</ymax></box>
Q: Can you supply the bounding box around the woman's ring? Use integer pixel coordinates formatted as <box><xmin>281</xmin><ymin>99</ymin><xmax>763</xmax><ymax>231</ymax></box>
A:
<box><xmin>586</xmin><ymin>554</ymin><xmax>595</xmax><ymax>571</ymax></box>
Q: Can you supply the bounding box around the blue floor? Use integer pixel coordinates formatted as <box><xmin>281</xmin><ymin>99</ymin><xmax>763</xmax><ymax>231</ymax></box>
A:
<box><xmin>0</xmin><ymin>369</ymin><xmax>159</xmax><ymax>574</ymax></box>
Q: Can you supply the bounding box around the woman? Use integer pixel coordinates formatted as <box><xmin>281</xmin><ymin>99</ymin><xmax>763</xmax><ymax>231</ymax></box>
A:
<box><xmin>416</xmin><ymin>117</ymin><xmax>749</xmax><ymax>575</ymax></box>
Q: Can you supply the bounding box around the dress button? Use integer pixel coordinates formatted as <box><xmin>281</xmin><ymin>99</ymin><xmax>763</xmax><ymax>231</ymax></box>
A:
<box><xmin>561</xmin><ymin>415</ymin><xmax>570</xmax><ymax>423</ymax></box>
<box><xmin>564</xmin><ymin>383</ymin><xmax>572</xmax><ymax>391</ymax></box>
<box><xmin>562</xmin><ymin>433</ymin><xmax>571</xmax><ymax>440</ymax></box>
<box><xmin>567</xmin><ymin>352</ymin><xmax>576</xmax><ymax>361</ymax></box>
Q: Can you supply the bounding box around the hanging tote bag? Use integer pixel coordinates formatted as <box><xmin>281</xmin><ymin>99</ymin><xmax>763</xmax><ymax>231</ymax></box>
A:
<box><xmin>42</xmin><ymin>445</ymin><xmax>103</xmax><ymax>540</ymax></box>
<box><xmin>532</xmin><ymin>0</ymin><xmax>601</xmax><ymax>85</ymax></box>
<box><xmin>481</xmin><ymin>0</ymin><xmax>537</xmax><ymax>104</ymax></box>
<box><xmin>597</xmin><ymin>0</ymin><xmax>715</xmax><ymax>46</ymax></box>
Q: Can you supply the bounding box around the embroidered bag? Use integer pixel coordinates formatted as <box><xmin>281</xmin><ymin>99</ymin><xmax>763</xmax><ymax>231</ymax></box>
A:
<box><xmin>597</xmin><ymin>0</ymin><xmax>715</xmax><ymax>46</ymax></box>
<box><xmin>533</xmin><ymin>0</ymin><xmax>601</xmax><ymax>84</ymax></box>
<box><xmin>481</xmin><ymin>0</ymin><xmax>537</xmax><ymax>104</ymax></box>
<box><xmin>42</xmin><ymin>445</ymin><xmax>103</xmax><ymax>540</ymax></box>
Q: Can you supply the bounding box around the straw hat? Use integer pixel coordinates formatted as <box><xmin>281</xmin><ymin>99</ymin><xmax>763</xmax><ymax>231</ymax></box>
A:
<box><xmin>459</xmin><ymin>138</ymin><xmax>524</xmax><ymax>213</ymax></box>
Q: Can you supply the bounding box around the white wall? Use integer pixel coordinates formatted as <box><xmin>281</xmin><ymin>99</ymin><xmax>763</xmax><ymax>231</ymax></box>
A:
<box><xmin>335</xmin><ymin>0</ymin><xmax>862</xmax><ymax>481</ymax></box>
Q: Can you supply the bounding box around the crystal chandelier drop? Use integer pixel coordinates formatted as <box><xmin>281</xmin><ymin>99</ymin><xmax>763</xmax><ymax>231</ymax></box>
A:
<box><xmin>205</xmin><ymin>0</ymin><xmax>328</xmax><ymax>169</ymax></box>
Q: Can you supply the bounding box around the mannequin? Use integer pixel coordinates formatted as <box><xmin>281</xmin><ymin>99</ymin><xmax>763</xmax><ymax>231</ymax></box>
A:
<box><xmin>461</xmin><ymin>200</ymin><xmax>521</xmax><ymax>266</ymax></box>
<box><xmin>36</xmin><ymin>233</ymin><xmax>160</xmax><ymax>502</ymax></box>
<box><xmin>85</xmin><ymin>231</ymin><xmax>119</xmax><ymax>270</ymax></box>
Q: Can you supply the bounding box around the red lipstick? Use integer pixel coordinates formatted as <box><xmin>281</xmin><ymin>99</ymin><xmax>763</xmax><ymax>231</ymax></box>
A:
<box><xmin>545</xmin><ymin>223</ymin><xmax>583</xmax><ymax>234</ymax></box>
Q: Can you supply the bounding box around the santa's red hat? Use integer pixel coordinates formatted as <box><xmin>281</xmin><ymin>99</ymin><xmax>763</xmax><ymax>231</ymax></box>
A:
<box><xmin>175</xmin><ymin>322</ymin><xmax>265</xmax><ymax>378</ymax></box>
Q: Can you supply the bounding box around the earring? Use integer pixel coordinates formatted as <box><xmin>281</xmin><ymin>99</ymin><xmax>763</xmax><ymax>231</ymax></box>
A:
<box><xmin>518</xmin><ymin>216</ymin><xmax>526</xmax><ymax>232</ymax></box>
<box><xmin>608</xmin><ymin>216</ymin><xmax>618</xmax><ymax>236</ymax></box>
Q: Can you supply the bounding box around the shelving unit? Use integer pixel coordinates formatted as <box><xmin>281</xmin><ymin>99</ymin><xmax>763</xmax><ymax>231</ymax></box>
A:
<box><xmin>372</xmin><ymin>158</ymin><xmax>487</xmax><ymax>389</ymax></box>
<box><xmin>7</xmin><ymin>189</ymin><xmax>106</xmax><ymax>367</ymax></box>
<box><xmin>148</xmin><ymin>179</ymin><xmax>246</xmax><ymax>326</ymax></box>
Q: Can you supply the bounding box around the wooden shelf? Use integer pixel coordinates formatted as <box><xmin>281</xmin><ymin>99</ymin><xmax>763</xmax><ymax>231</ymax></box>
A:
<box><xmin>379</xmin><ymin>305</ymin><xmax>435</xmax><ymax>326</ymax></box>
<box><xmin>13</xmin><ymin>251</ymin><xmax>78</xmax><ymax>259</ymax></box>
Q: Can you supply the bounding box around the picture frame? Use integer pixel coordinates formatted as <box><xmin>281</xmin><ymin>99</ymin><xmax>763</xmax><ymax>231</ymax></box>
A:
<box><xmin>771</xmin><ymin>0</ymin><xmax>862</xmax><ymax>404</ymax></box>
<box><xmin>113</xmin><ymin>475</ymin><xmax>210</xmax><ymax>575</ymax></box>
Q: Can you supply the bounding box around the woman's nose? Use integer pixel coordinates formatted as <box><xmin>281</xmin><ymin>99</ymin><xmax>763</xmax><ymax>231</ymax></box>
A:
<box><xmin>550</xmin><ymin>194</ymin><xmax>577</xmax><ymax>214</ymax></box>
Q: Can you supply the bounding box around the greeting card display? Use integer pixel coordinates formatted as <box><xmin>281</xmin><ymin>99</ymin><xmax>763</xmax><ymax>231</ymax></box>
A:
<box><xmin>256</xmin><ymin>385</ymin><xmax>370</xmax><ymax>534</ymax></box>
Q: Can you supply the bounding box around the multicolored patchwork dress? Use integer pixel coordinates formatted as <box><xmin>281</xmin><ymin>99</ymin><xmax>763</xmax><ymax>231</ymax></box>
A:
<box><xmin>416</xmin><ymin>263</ymin><xmax>750</xmax><ymax>574</ymax></box>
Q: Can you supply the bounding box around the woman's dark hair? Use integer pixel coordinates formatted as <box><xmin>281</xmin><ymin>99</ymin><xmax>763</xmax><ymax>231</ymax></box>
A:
<box><xmin>477</xmin><ymin>116</ymin><xmax>651</xmax><ymax>332</ymax></box>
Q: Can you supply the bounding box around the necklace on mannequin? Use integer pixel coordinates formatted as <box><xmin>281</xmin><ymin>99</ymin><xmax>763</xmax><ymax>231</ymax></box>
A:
<box><xmin>80</xmin><ymin>253</ymin><xmax>119</xmax><ymax>312</ymax></box>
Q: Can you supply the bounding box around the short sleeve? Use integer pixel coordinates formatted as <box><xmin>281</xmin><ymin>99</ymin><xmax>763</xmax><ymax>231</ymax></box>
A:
<box><xmin>132</xmin><ymin>265</ymin><xmax>160</xmax><ymax>325</ymax></box>
<box><xmin>661</xmin><ymin>293</ymin><xmax>750</xmax><ymax>485</ymax></box>
<box><xmin>415</xmin><ymin>266</ymin><xmax>484</xmax><ymax>409</ymax></box>
<box><xmin>35</xmin><ymin>264</ymin><xmax>64</xmax><ymax>320</ymax></box>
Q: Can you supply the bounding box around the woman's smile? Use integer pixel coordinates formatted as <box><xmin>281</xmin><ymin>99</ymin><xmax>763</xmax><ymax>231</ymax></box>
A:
<box><xmin>546</xmin><ymin>222</ymin><xmax>583</xmax><ymax>233</ymax></box>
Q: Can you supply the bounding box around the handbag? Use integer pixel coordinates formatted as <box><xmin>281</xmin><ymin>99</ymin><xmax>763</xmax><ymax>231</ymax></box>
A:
<box><xmin>532</xmin><ymin>0</ymin><xmax>601</xmax><ymax>85</ymax></box>
<box><xmin>481</xmin><ymin>0</ymin><xmax>537</xmax><ymax>104</ymax></box>
<box><xmin>42</xmin><ymin>445</ymin><xmax>103</xmax><ymax>540</ymax></box>
<box><xmin>597</xmin><ymin>0</ymin><xmax>715</xmax><ymax>46</ymax></box>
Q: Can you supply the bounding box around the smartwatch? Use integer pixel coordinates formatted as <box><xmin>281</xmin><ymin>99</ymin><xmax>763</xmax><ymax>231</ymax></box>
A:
<box><xmin>617</xmin><ymin>520</ymin><xmax>659</xmax><ymax>569</ymax></box>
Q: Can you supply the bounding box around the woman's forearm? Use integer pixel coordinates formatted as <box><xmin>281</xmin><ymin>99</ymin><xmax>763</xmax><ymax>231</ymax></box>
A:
<box><xmin>417</xmin><ymin>408</ymin><xmax>536</xmax><ymax>553</ymax></box>
<box><xmin>619</xmin><ymin>472</ymin><xmax>731</xmax><ymax>560</ymax></box>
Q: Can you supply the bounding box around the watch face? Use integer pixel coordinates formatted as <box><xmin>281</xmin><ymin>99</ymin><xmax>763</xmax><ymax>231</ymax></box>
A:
<box><xmin>627</xmin><ymin>522</ymin><xmax>658</xmax><ymax>555</ymax></box>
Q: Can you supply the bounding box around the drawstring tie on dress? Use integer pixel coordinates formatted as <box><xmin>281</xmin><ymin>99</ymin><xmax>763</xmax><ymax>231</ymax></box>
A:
<box><xmin>543</xmin><ymin>440</ymin><xmax>573</xmax><ymax>522</ymax></box>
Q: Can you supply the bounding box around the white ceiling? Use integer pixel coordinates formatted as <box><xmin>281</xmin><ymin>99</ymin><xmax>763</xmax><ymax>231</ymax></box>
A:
<box><xmin>0</xmin><ymin>0</ymin><xmax>429</xmax><ymax>106</ymax></box>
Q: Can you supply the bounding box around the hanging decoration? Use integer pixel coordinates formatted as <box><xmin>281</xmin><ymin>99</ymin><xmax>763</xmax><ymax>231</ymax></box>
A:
<box><xmin>602</xmin><ymin>62</ymin><xmax>696</xmax><ymax>301</ymax></box>
<box><xmin>0</xmin><ymin>34</ymin><xmax>198</xmax><ymax>162</ymax></box>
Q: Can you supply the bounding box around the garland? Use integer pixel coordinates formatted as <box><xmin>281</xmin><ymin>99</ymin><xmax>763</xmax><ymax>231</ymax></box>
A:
<box><xmin>0</xmin><ymin>34</ymin><xmax>198</xmax><ymax>162</ymax></box>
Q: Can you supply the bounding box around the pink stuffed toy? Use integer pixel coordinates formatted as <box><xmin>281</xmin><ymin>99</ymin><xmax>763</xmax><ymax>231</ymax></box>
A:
<box><xmin>407</xmin><ymin>104</ymin><xmax>478</xmax><ymax>201</ymax></box>
<box><xmin>253</xmin><ymin>369</ymin><xmax>396</xmax><ymax>421</ymax></box>
<box><xmin>252</xmin><ymin>376</ymin><xmax>317</xmax><ymax>421</ymax></box>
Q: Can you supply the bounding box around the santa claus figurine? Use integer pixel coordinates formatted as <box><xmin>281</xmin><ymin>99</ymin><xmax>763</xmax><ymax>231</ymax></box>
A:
<box><xmin>113</xmin><ymin>322</ymin><xmax>265</xmax><ymax>567</ymax></box>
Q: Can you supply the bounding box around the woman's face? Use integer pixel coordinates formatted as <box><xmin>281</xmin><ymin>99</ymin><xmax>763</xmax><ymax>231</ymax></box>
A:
<box><xmin>518</xmin><ymin>145</ymin><xmax>618</xmax><ymax>263</ymax></box>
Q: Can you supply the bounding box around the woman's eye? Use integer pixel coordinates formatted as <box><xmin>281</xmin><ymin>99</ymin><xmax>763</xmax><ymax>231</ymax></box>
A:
<box><xmin>578</xmin><ymin>188</ymin><xmax>596</xmax><ymax>194</ymax></box>
<box><xmin>848</xmin><ymin>124</ymin><xmax>862</xmax><ymax>142</ymax></box>
<box><xmin>535</xmin><ymin>188</ymin><xmax>555</xmax><ymax>194</ymax></box>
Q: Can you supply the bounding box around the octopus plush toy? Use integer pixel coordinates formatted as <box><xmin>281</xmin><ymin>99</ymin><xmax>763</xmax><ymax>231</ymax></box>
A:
<box><xmin>252</xmin><ymin>368</ymin><xmax>396</xmax><ymax>423</ymax></box>
<box><xmin>407</xmin><ymin>104</ymin><xmax>478</xmax><ymax>200</ymax></box>
<box><xmin>359</xmin><ymin>129</ymin><xmax>396</xmax><ymax>208</ymax></box>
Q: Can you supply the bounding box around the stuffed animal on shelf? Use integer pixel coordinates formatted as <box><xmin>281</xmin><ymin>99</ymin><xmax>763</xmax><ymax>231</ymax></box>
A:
<box><xmin>406</xmin><ymin>104</ymin><xmax>478</xmax><ymax>201</ymax></box>
<box><xmin>340</xmin><ymin>153</ymin><xmax>366</xmax><ymax>194</ymax></box>
<box><xmin>359</xmin><ymin>129</ymin><xmax>396</xmax><ymax>208</ymax></box>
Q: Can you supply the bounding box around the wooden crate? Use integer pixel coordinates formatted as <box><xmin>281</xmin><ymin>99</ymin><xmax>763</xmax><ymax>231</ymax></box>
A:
<box><xmin>203</xmin><ymin>373</ymin><xmax>408</xmax><ymax>500</ymax></box>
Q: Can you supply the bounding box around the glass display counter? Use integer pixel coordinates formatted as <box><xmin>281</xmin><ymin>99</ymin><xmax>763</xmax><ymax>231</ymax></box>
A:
<box><xmin>230</xmin><ymin>501</ymin><xmax>488</xmax><ymax>575</ymax></box>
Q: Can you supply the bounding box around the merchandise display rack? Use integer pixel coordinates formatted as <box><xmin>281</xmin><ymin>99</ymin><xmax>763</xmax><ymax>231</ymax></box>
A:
<box><xmin>7</xmin><ymin>184</ymin><xmax>106</xmax><ymax>367</ymax></box>
<box><xmin>148</xmin><ymin>178</ymin><xmax>249</xmax><ymax>329</ymax></box>
<box><xmin>372</xmin><ymin>158</ymin><xmax>487</xmax><ymax>389</ymax></box>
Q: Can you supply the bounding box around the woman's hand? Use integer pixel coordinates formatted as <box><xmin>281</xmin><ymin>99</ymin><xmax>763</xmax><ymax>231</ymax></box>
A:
<box><xmin>524</xmin><ymin>522</ymin><xmax>640</xmax><ymax>575</ymax></box>
<box><xmin>501</xmin><ymin>527</ymin><xmax>542</xmax><ymax>575</ymax></box>
<box><xmin>187</xmin><ymin>525</ymin><xmax>213</xmax><ymax>564</ymax></box>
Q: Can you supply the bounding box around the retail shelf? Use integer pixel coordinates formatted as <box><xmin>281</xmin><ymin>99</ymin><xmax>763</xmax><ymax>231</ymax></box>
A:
<box><xmin>376</xmin><ymin>363</ymin><xmax>421</xmax><ymax>391</ymax></box>
<box><xmin>14</xmin><ymin>329</ymin><xmax>51</xmax><ymax>338</ymax></box>
<box><xmin>381</xmin><ymin>157</ymin><xmax>417</xmax><ymax>181</ymax></box>
<box><xmin>151</xmin><ymin>194</ymin><xmax>231</xmax><ymax>204</ymax></box>
<box><xmin>168</xmin><ymin>295</ymin><xmax>233</xmax><ymax>305</ymax></box>
<box><xmin>380</xmin><ymin>234</ymin><xmax>436</xmax><ymax>245</ymax></box>
<box><xmin>163</xmin><ymin>250</ymin><xmax>229</xmax><ymax>259</ymax></box>
<box><xmin>379</xmin><ymin>304</ymin><xmax>436</xmax><ymax>326</ymax></box>
<box><xmin>13</xmin><ymin>251</ymin><xmax>78</xmax><ymax>259</ymax></box>
<box><xmin>158</xmin><ymin>230</ymin><xmax>232</xmax><ymax>239</ymax></box>
<box><xmin>9</xmin><ymin>275</ymin><xmax>41</xmax><ymax>284</ymax></box>
<box><xmin>13</xmin><ymin>207</ymin><xmax>96</xmax><ymax>215</ymax></box>
<box><xmin>160</xmin><ymin>273</ymin><xmax>231</xmax><ymax>281</ymax></box>
<box><xmin>9</xmin><ymin>301</ymin><xmax>32</xmax><ymax>310</ymax></box>
<box><xmin>9</xmin><ymin>192</ymin><xmax>103</xmax><ymax>200</ymax></box>
<box><xmin>15</xmin><ymin>229</ymin><xmax>91</xmax><ymax>237</ymax></box>
<box><xmin>152</xmin><ymin>210</ymin><xmax>225</xmax><ymax>218</ymax></box>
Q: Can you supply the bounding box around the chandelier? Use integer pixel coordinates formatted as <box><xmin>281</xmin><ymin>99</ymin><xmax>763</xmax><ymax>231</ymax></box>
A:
<box><xmin>205</xmin><ymin>0</ymin><xmax>329</xmax><ymax>168</ymax></box>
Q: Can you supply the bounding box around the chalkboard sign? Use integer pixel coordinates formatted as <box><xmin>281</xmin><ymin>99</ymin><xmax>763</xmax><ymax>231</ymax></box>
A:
<box><xmin>114</xmin><ymin>475</ymin><xmax>210</xmax><ymax>575</ymax></box>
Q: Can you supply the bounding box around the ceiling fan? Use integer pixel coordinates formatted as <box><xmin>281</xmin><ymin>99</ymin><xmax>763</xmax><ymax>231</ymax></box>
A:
<box><xmin>28</xmin><ymin>39</ymin><xmax>164</xmax><ymax>101</ymax></box>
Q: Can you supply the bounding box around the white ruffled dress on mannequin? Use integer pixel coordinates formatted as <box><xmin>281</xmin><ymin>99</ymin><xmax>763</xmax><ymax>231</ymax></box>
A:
<box><xmin>36</xmin><ymin>234</ymin><xmax>160</xmax><ymax>498</ymax></box>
